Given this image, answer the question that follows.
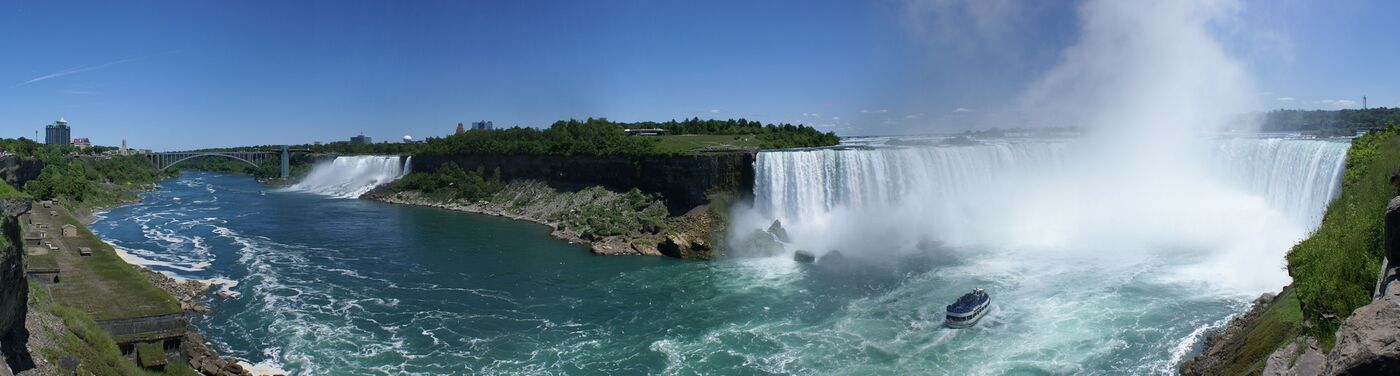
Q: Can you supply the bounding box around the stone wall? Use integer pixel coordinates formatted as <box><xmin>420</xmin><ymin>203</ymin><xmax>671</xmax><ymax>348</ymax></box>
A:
<box><xmin>413</xmin><ymin>152</ymin><xmax>755</xmax><ymax>214</ymax></box>
<box><xmin>96</xmin><ymin>313</ymin><xmax>188</xmax><ymax>344</ymax></box>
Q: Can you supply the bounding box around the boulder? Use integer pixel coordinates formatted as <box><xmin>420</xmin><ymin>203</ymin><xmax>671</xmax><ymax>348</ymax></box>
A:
<box><xmin>1322</xmin><ymin>279</ymin><xmax>1400</xmax><ymax>375</ymax></box>
<box><xmin>1263</xmin><ymin>336</ymin><xmax>1325</xmax><ymax>376</ymax></box>
<box><xmin>766</xmin><ymin>220</ymin><xmax>791</xmax><ymax>243</ymax></box>
<box><xmin>631</xmin><ymin>242</ymin><xmax>662</xmax><ymax>256</ymax></box>
<box><xmin>793</xmin><ymin>250</ymin><xmax>815</xmax><ymax>263</ymax></box>
<box><xmin>736</xmin><ymin>229</ymin><xmax>784</xmax><ymax>257</ymax></box>
<box><xmin>658</xmin><ymin>233</ymin><xmax>713</xmax><ymax>259</ymax></box>
<box><xmin>819</xmin><ymin>250</ymin><xmax>845</xmax><ymax>264</ymax></box>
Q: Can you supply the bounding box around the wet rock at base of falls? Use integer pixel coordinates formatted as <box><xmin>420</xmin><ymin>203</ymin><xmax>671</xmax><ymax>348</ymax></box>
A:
<box><xmin>658</xmin><ymin>233</ymin><xmax>712</xmax><ymax>259</ymax></box>
<box><xmin>793</xmin><ymin>250</ymin><xmax>816</xmax><ymax>263</ymax></box>
<box><xmin>766</xmin><ymin>220</ymin><xmax>791</xmax><ymax>243</ymax></box>
<box><xmin>819</xmin><ymin>250</ymin><xmax>845</xmax><ymax>264</ymax></box>
<box><xmin>737</xmin><ymin>229</ymin><xmax>785</xmax><ymax>257</ymax></box>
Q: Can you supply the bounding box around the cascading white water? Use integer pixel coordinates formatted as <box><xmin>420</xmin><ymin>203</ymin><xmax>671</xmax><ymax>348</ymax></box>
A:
<box><xmin>743</xmin><ymin>136</ymin><xmax>1349</xmax><ymax>293</ymax></box>
<box><xmin>286</xmin><ymin>155</ymin><xmax>411</xmax><ymax>198</ymax></box>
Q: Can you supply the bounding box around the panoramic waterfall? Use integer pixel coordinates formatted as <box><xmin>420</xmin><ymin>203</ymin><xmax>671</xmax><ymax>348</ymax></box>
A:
<box><xmin>286</xmin><ymin>155</ymin><xmax>411</xmax><ymax>198</ymax></box>
<box><xmin>745</xmin><ymin>136</ymin><xmax>1350</xmax><ymax>293</ymax></box>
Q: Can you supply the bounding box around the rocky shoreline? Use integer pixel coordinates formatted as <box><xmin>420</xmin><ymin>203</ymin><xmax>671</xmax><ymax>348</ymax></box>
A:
<box><xmin>365</xmin><ymin>181</ymin><xmax>724</xmax><ymax>259</ymax></box>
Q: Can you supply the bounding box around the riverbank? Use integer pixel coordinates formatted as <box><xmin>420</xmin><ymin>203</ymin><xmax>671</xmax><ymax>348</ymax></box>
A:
<box><xmin>365</xmin><ymin>179</ymin><xmax>727</xmax><ymax>259</ymax></box>
<box><xmin>1</xmin><ymin>185</ymin><xmax>284</xmax><ymax>375</ymax></box>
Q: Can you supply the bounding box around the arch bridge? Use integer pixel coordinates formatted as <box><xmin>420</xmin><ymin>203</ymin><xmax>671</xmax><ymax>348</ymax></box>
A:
<box><xmin>149</xmin><ymin>146</ymin><xmax>294</xmax><ymax>179</ymax></box>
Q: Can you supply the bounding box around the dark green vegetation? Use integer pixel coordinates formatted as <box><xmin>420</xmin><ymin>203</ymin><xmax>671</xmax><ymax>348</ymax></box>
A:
<box><xmin>417</xmin><ymin>118</ymin><xmax>838</xmax><ymax>157</ymax></box>
<box><xmin>1285</xmin><ymin>124</ymin><xmax>1398</xmax><ymax>347</ymax></box>
<box><xmin>552</xmin><ymin>188</ymin><xmax>668</xmax><ymax>240</ymax></box>
<box><xmin>1203</xmin><ymin>289</ymin><xmax>1305</xmax><ymax>376</ymax></box>
<box><xmin>3</xmin><ymin>137</ymin><xmax>171</xmax><ymax>210</ymax></box>
<box><xmin>1261</xmin><ymin>107</ymin><xmax>1400</xmax><ymax>136</ymax></box>
<box><xmin>394</xmin><ymin>163</ymin><xmax>505</xmax><ymax>201</ymax></box>
<box><xmin>29</xmin><ymin>285</ymin><xmax>196</xmax><ymax>376</ymax></box>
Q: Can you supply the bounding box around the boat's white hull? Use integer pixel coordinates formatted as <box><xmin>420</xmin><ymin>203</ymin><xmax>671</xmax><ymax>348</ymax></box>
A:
<box><xmin>945</xmin><ymin>298</ymin><xmax>990</xmax><ymax>328</ymax></box>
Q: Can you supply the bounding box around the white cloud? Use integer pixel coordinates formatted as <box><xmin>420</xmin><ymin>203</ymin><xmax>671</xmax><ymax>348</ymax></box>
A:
<box><xmin>1316</xmin><ymin>99</ymin><xmax>1358</xmax><ymax>108</ymax></box>
<box><xmin>952</xmin><ymin>107</ymin><xmax>974</xmax><ymax>113</ymax></box>
<box><xmin>878</xmin><ymin>109</ymin><xmax>890</xmax><ymax>113</ymax></box>
<box><xmin>1258</xmin><ymin>91</ymin><xmax>1273</xmax><ymax>96</ymax></box>
<box><xmin>1275</xmin><ymin>97</ymin><xmax>1295</xmax><ymax>102</ymax></box>
<box><xmin>802</xmin><ymin>112</ymin><xmax>822</xmax><ymax>118</ymax></box>
<box><xmin>709</xmin><ymin>108</ymin><xmax>721</xmax><ymax>114</ymax></box>
<box><xmin>859</xmin><ymin>109</ymin><xmax>870</xmax><ymax>113</ymax></box>
<box><xmin>832</xmin><ymin>116</ymin><xmax>841</xmax><ymax>120</ymax></box>
<box><xmin>905</xmin><ymin>113</ymin><xmax>924</xmax><ymax>119</ymax></box>
<box><xmin>15</xmin><ymin>51</ymin><xmax>174</xmax><ymax>87</ymax></box>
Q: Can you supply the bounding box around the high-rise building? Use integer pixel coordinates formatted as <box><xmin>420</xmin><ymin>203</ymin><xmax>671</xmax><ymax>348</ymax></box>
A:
<box><xmin>45</xmin><ymin>117</ymin><xmax>71</xmax><ymax>145</ymax></box>
<box><xmin>471</xmin><ymin>120</ymin><xmax>493</xmax><ymax>130</ymax></box>
<box><xmin>456</xmin><ymin>122</ymin><xmax>466</xmax><ymax>135</ymax></box>
<box><xmin>72</xmin><ymin>138</ymin><xmax>91</xmax><ymax>149</ymax></box>
<box><xmin>121</xmin><ymin>139</ymin><xmax>128</xmax><ymax>155</ymax></box>
<box><xmin>350</xmin><ymin>134</ymin><xmax>372</xmax><ymax>145</ymax></box>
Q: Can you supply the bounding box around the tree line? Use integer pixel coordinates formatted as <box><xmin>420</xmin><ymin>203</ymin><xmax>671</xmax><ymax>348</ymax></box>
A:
<box><xmin>417</xmin><ymin>117</ymin><xmax>839</xmax><ymax>157</ymax></box>
<box><xmin>1260</xmin><ymin>108</ymin><xmax>1400</xmax><ymax>134</ymax></box>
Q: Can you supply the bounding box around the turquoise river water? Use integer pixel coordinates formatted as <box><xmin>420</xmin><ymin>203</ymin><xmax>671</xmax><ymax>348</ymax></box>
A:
<box><xmin>91</xmin><ymin>136</ymin><xmax>1350</xmax><ymax>375</ymax></box>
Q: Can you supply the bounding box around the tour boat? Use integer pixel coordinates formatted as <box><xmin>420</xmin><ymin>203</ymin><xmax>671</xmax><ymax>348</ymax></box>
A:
<box><xmin>945</xmin><ymin>288</ymin><xmax>990</xmax><ymax>328</ymax></box>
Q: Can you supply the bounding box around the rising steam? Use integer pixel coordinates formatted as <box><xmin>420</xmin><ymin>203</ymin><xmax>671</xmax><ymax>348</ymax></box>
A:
<box><xmin>734</xmin><ymin>0</ymin><xmax>1330</xmax><ymax>294</ymax></box>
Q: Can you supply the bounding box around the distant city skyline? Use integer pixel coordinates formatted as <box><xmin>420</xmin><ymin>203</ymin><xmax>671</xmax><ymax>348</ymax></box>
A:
<box><xmin>2</xmin><ymin>0</ymin><xmax>1398</xmax><ymax>150</ymax></box>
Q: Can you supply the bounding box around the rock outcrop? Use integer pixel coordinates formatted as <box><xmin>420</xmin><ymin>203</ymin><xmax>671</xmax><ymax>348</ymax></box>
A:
<box><xmin>369</xmin><ymin>181</ymin><xmax>729</xmax><ymax>259</ymax></box>
<box><xmin>0</xmin><ymin>157</ymin><xmax>43</xmax><ymax>191</ymax></box>
<box><xmin>1255</xmin><ymin>279</ymin><xmax>1400</xmax><ymax>376</ymax></box>
<box><xmin>1322</xmin><ymin>279</ymin><xmax>1400</xmax><ymax>375</ymax></box>
<box><xmin>0</xmin><ymin>199</ymin><xmax>32</xmax><ymax>375</ymax></box>
<box><xmin>1263</xmin><ymin>337</ymin><xmax>1325</xmax><ymax>376</ymax></box>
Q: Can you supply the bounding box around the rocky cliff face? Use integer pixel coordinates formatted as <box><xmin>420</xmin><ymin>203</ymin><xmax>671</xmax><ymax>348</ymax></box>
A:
<box><xmin>0</xmin><ymin>157</ymin><xmax>43</xmax><ymax>191</ymax></box>
<box><xmin>0</xmin><ymin>199</ymin><xmax>32</xmax><ymax>374</ymax></box>
<box><xmin>1319</xmin><ymin>278</ymin><xmax>1400</xmax><ymax>374</ymax></box>
<box><xmin>413</xmin><ymin>153</ymin><xmax>755</xmax><ymax>214</ymax></box>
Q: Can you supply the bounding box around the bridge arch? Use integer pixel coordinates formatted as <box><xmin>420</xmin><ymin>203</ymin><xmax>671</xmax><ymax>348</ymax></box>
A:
<box><xmin>159</xmin><ymin>153</ymin><xmax>263</xmax><ymax>170</ymax></box>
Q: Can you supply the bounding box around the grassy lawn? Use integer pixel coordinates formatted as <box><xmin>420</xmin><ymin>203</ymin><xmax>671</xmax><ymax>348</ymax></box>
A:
<box><xmin>26</xmin><ymin>202</ymin><xmax>180</xmax><ymax>320</ymax></box>
<box><xmin>652</xmin><ymin>134</ymin><xmax>763</xmax><ymax>154</ymax></box>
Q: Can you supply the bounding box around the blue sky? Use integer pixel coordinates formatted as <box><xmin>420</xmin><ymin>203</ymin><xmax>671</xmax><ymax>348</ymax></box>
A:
<box><xmin>1</xmin><ymin>0</ymin><xmax>1397</xmax><ymax>150</ymax></box>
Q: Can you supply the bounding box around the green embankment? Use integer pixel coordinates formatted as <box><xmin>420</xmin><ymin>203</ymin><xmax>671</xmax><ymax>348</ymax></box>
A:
<box><xmin>0</xmin><ymin>182</ymin><xmax>27</xmax><ymax>199</ymax></box>
<box><xmin>22</xmin><ymin>206</ymin><xmax>180</xmax><ymax>320</ymax></box>
<box><xmin>1286</xmin><ymin>126</ymin><xmax>1398</xmax><ymax>348</ymax></box>
<box><xmin>1209</xmin><ymin>289</ymin><xmax>1305</xmax><ymax>375</ymax></box>
<box><xmin>28</xmin><ymin>285</ymin><xmax>196</xmax><ymax>376</ymax></box>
